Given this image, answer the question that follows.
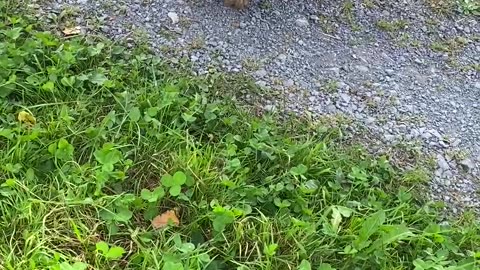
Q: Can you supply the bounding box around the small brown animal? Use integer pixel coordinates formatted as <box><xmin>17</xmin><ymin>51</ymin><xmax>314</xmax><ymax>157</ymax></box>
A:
<box><xmin>224</xmin><ymin>0</ymin><xmax>249</xmax><ymax>9</ymax></box>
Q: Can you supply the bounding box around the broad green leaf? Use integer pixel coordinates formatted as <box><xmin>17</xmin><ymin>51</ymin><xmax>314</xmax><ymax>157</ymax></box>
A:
<box><xmin>5</xmin><ymin>27</ymin><xmax>22</xmax><ymax>39</ymax></box>
<box><xmin>185</xmin><ymin>174</ymin><xmax>195</xmax><ymax>187</ymax></box>
<box><xmin>89</xmin><ymin>72</ymin><xmax>107</xmax><ymax>85</ymax></box>
<box><xmin>55</xmin><ymin>138</ymin><xmax>74</xmax><ymax>161</ymax></box>
<box><xmin>114</xmin><ymin>207</ymin><xmax>132</xmax><ymax>222</ymax></box>
<box><xmin>42</xmin><ymin>81</ymin><xmax>55</xmax><ymax>91</ymax></box>
<box><xmin>3</xmin><ymin>179</ymin><xmax>16</xmax><ymax>187</ymax></box>
<box><xmin>25</xmin><ymin>168</ymin><xmax>35</xmax><ymax>181</ymax></box>
<box><xmin>95</xmin><ymin>241</ymin><xmax>109</xmax><ymax>254</ymax></box>
<box><xmin>129</xmin><ymin>107</ymin><xmax>141</xmax><ymax>122</ymax></box>
<box><xmin>226</xmin><ymin>158</ymin><xmax>241</xmax><ymax>170</ymax></box>
<box><xmin>0</xmin><ymin>83</ymin><xmax>15</xmax><ymax>97</ymax></box>
<box><xmin>336</xmin><ymin>206</ymin><xmax>353</xmax><ymax>217</ymax></box>
<box><xmin>331</xmin><ymin>207</ymin><xmax>342</xmax><ymax>232</ymax></box>
<box><xmin>318</xmin><ymin>263</ymin><xmax>336</xmax><ymax>270</ymax></box>
<box><xmin>0</xmin><ymin>74</ymin><xmax>17</xmax><ymax>97</ymax></box>
<box><xmin>94</xmin><ymin>146</ymin><xmax>122</xmax><ymax>166</ymax></box>
<box><xmin>182</xmin><ymin>113</ymin><xmax>196</xmax><ymax>123</ymax></box>
<box><xmin>172</xmin><ymin>171</ymin><xmax>186</xmax><ymax>186</ymax></box>
<box><xmin>274</xmin><ymin>197</ymin><xmax>291</xmax><ymax>208</ymax></box>
<box><xmin>71</xmin><ymin>262</ymin><xmax>88</xmax><ymax>270</ymax></box>
<box><xmin>61</xmin><ymin>76</ymin><xmax>76</xmax><ymax>87</ymax></box>
<box><xmin>99</xmin><ymin>209</ymin><xmax>115</xmax><ymax>221</ymax></box>
<box><xmin>0</xmin><ymin>129</ymin><xmax>13</xmax><ymax>140</ymax></box>
<box><xmin>112</xmin><ymin>46</ymin><xmax>125</xmax><ymax>54</ymax></box>
<box><xmin>412</xmin><ymin>258</ymin><xmax>429</xmax><ymax>269</ymax></box>
<box><xmin>153</xmin><ymin>186</ymin><xmax>165</xmax><ymax>200</ymax></box>
<box><xmin>59</xmin><ymin>262</ymin><xmax>87</xmax><ymax>270</ymax></box>
<box><xmin>169</xmin><ymin>185</ymin><xmax>181</xmax><ymax>197</ymax></box>
<box><xmin>141</xmin><ymin>187</ymin><xmax>165</xmax><ymax>202</ymax></box>
<box><xmin>212</xmin><ymin>210</ymin><xmax>235</xmax><ymax>233</ymax></box>
<box><xmin>366</xmin><ymin>224</ymin><xmax>414</xmax><ymax>253</ymax></box>
<box><xmin>58</xmin><ymin>138</ymin><xmax>70</xmax><ymax>149</ymax></box>
<box><xmin>147</xmin><ymin>107</ymin><xmax>159</xmax><ymax>117</ymax></box>
<box><xmin>105</xmin><ymin>246</ymin><xmax>125</xmax><ymax>260</ymax></box>
<box><xmin>263</xmin><ymin>243</ymin><xmax>278</xmax><ymax>257</ymax></box>
<box><xmin>88</xmin><ymin>42</ymin><xmax>105</xmax><ymax>56</ymax></box>
<box><xmin>290</xmin><ymin>164</ymin><xmax>308</xmax><ymax>176</ymax></box>
<box><xmin>380</xmin><ymin>224</ymin><xmax>413</xmax><ymax>244</ymax></box>
<box><xmin>301</xmin><ymin>179</ymin><xmax>319</xmax><ymax>193</ymax></box>
<box><xmin>358</xmin><ymin>210</ymin><xmax>386</xmax><ymax>240</ymax></box>
<box><xmin>348</xmin><ymin>167</ymin><xmax>369</xmax><ymax>182</ymax></box>
<box><xmin>423</xmin><ymin>223</ymin><xmax>442</xmax><ymax>234</ymax></box>
<box><xmin>178</xmin><ymin>242</ymin><xmax>195</xmax><ymax>253</ymax></box>
<box><xmin>140</xmin><ymin>189</ymin><xmax>153</xmax><ymax>201</ymax></box>
<box><xmin>198</xmin><ymin>253</ymin><xmax>210</xmax><ymax>262</ymax></box>
<box><xmin>2</xmin><ymin>163</ymin><xmax>22</xmax><ymax>173</ymax></box>
<box><xmin>342</xmin><ymin>244</ymin><xmax>358</xmax><ymax>255</ymax></box>
<box><xmin>164</xmin><ymin>262</ymin><xmax>184</xmax><ymax>270</ymax></box>
<box><xmin>354</xmin><ymin>210</ymin><xmax>386</xmax><ymax>250</ymax></box>
<box><xmin>298</xmin><ymin>260</ymin><xmax>311</xmax><ymax>270</ymax></box>
<box><xmin>161</xmin><ymin>174</ymin><xmax>173</xmax><ymax>187</ymax></box>
<box><xmin>144</xmin><ymin>204</ymin><xmax>159</xmax><ymax>221</ymax></box>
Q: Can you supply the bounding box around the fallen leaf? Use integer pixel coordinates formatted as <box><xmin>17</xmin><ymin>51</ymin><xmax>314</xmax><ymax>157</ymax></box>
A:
<box><xmin>63</xmin><ymin>26</ymin><xmax>81</xmax><ymax>36</ymax></box>
<box><xmin>17</xmin><ymin>111</ymin><xmax>36</xmax><ymax>126</ymax></box>
<box><xmin>152</xmin><ymin>210</ymin><xmax>179</xmax><ymax>229</ymax></box>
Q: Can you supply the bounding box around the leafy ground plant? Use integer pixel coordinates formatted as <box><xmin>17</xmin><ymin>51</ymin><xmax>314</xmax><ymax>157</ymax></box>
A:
<box><xmin>458</xmin><ymin>0</ymin><xmax>480</xmax><ymax>15</ymax></box>
<box><xmin>0</xmin><ymin>2</ymin><xmax>479</xmax><ymax>270</ymax></box>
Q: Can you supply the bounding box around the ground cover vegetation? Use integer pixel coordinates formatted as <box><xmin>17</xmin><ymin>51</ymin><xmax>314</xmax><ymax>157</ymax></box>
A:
<box><xmin>0</xmin><ymin>1</ymin><xmax>479</xmax><ymax>270</ymax></box>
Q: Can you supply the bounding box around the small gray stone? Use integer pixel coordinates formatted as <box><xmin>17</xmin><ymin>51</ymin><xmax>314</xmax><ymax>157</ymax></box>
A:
<box><xmin>459</xmin><ymin>159</ymin><xmax>475</xmax><ymax>171</ymax></box>
<box><xmin>339</xmin><ymin>93</ymin><xmax>351</xmax><ymax>103</ymax></box>
<box><xmin>421</xmin><ymin>132</ymin><xmax>432</xmax><ymax>140</ymax></box>
<box><xmin>167</xmin><ymin>12</ymin><xmax>179</xmax><ymax>24</ymax></box>
<box><xmin>437</xmin><ymin>154</ymin><xmax>450</xmax><ymax>170</ymax></box>
<box><xmin>255</xmin><ymin>69</ymin><xmax>268</xmax><ymax>78</ymax></box>
<box><xmin>428</xmin><ymin>129</ymin><xmax>442</xmax><ymax>139</ymax></box>
<box><xmin>284</xmin><ymin>79</ymin><xmax>294</xmax><ymax>87</ymax></box>
<box><xmin>326</xmin><ymin>105</ymin><xmax>337</xmax><ymax>113</ymax></box>
<box><xmin>385</xmin><ymin>69</ymin><xmax>395</xmax><ymax>75</ymax></box>
<box><xmin>355</xmin><ymin>65</ymin><xmax>369</xmax><ymax>72</ymax></box>
<box><xmin>329</xmin><ymin>67</ymin><xmax>341</xmax><ymax>76</ymax></box>
<box><xmin>295</xmin><ymin>18</ymin><xmax>309</xmax><ymax>27</ymax></box>
<box><xmin>255</xmin><ymin>80</ymin><xmax>267</xmax><ymax>88</ymax></box>
<box><xmin>277</xmin><ymin>54</ymin><xmax>287</xmax><ymax>61</ymax></box>
<box><xmin>443</xmin><ymin>170</ymin><xmax>453</xmax><ymax>178</ymax></box>
<box><xmin>365</xmin><ymin>117</ymin><xmax>375</xmax><ymax>125</ymax></box>
<box><xmin>264</xmin><ymin>104</ymin><xmax>276</xmax><ymax>112</ymax></box>
<box><xmin>443</xmin><ymin>178</ymin><xmax>451</xmax><ymax>186</ymax></box>
<box><xmin>414</xmin><ymin>58</ymin><xmax>423</xmax><ymax>64</ymax></box>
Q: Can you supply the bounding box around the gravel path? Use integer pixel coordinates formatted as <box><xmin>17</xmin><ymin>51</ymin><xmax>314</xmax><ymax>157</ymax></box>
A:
<box><xmin>37</xmin><ymin>0</ymin><xmax>479</xmax><ymax>214</ymax></box>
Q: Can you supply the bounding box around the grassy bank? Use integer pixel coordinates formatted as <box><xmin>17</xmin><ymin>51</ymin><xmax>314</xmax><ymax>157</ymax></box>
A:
<box><xmin>1</xmin><ymin>3</ymin><xmax>479</xmax><ymax>270</ymax></box>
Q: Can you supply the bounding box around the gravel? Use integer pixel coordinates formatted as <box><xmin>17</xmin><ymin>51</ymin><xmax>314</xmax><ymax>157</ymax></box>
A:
<box><xmin>36</xmin><ymin>0</ymin><xmax>480</xmax><ymax>215</ymax></box>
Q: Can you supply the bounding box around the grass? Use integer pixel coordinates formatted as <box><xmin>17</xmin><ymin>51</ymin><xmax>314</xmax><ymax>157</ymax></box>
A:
<box><xmin>427</xmin><ymin>0</ymin><xmax>480</xmax><ymax>15</ymax></box>
<box><xmin>430</xmin><ymin>36</ymin><xmax>469</xmax><ymax>54</ymax></box>
<box><xmin>1</xmin><ymin>2</ymin><xmax>480</xmax><ymax>270</ymax></box>
<box><xmin>376</xmin><ymin>20</ymin><xmax>409</xmax><ymax>33</ymax></box>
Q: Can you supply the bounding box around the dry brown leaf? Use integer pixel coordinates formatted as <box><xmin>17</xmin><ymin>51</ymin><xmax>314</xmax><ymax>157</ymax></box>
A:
<box><xmin>62</xmin><ymin>26</ymin><xmax>81</xmax><ymax>36</ymax></box>
<box><xmin>17</xmin><ymin>111</ymin><xmax>36</xmax><ymax>126</ymax></box>
<box><xmin>151</xmin><ymin>210</ymin><xmax>179</xmax><ymax>229</ymax></box>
